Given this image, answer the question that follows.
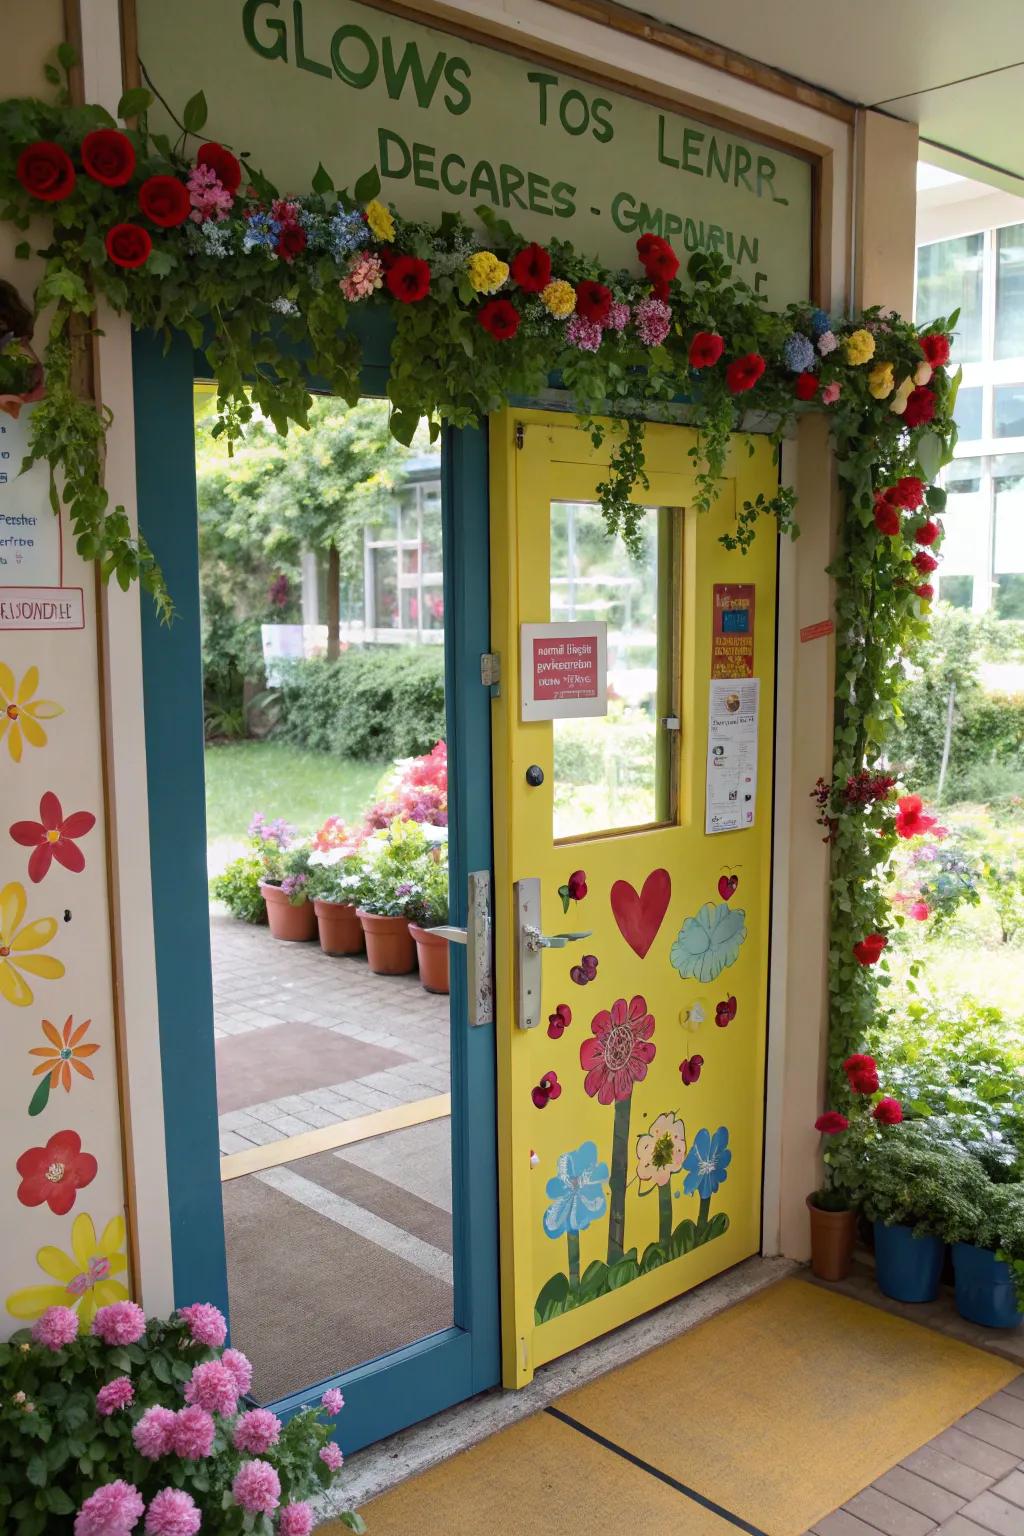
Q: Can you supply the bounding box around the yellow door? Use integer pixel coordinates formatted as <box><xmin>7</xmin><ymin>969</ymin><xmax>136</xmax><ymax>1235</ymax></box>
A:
<box><xmin>490</xmin><ymin>411</ymin><xmax>778</xmax><ymax>1386</ymax></box>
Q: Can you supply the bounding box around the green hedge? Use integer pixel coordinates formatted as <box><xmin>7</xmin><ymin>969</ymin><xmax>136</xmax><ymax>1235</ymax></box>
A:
<box><xmin>275</xmin><ymin>648</ymin><xmax>445</xmax><ymax>760</ymax></box>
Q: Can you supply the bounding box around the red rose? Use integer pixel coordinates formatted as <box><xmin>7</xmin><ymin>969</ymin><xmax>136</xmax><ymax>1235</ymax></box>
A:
<box><xmin>874</xmin><ymin>499</ymin><xmax>901</xmax><ymax>536</ymax></box>
<box><xmin>843</xmin><ymin>1053</ymin><xmax>876</xmax><ymax>1079</ymax></box>
<box><xmin>510</xmin><ymin>243</ymin><xmax>551</xmax><ymax>293</ymax></box>
<box><xmin>849</xmin><ymin>1067</ymin><xmax>880</xmax><ymax>1095</ymax></box>
<box><xmin>892</xmin><ymin>476</ymin><xmax>926</xmax><ymax>509</ymax></box>
<box><xmin>815</xmin><ymin>1111</ymin><xmax>849</xmax><ymax>1135</ymax></box>
<box><xmin>853</xmin><ymin>932</ymin><xmax>887</xmax><ymax>965</ymax></box>
<box><xmin>637</xmin><ymin>234</ymin><xmax>679</xmax><ymax>283</ymax></box>
<box><xmin>81</xmin><ymin>129</ymin><xmax>136</xmax><ymax>188</ymax></box>
<box><xmin>138</xmin><ymin>175</ymin><xmax>190</xmax><ymax>228</ymax></box>
<box><xmin>650</xmin><ymin>275</ymin><xmax>670</xmax><ymax>301</ymax></box>
<box><xmin>794</xmin><ymin>371</ymin><xmax>818</xmax><ymax>401</ymax></box>
<box><xmin>15</xmin><ymin>141</ymin><xmax>76</xmax><ymax>202</ymax></box>
<box><xmin>386</xmin><ymin>255</ymin><xmax>431</xmax><ymax>303</ymax></box>
<box><xmin>915</xmin><ymin>583</ymin><xmax>934</xmax><ymax>601</ymax></box>
<box><xmin>478</xmin><ymin>298</ymin><xmax>520</xmax><ymax>340</ymax></box>
<box><xmin>903</xmin><ymin>386</ymin><xmax>936</xmax><ymax>428</ymax></box>
<box><xmin>689</xmin><ymin>332</ymin><xmax>724</xmax><ymax>368</ymax></box>
<box><xmin>725</xmin><ymin>353</ymin><xmax>766</xmax><ymax>394</ymax></box>
<box><xmin>104</xmin><ymin>222</ymin><xmax>152</xmax><ymax>269</ymax></box>
<box><xmin>873</xmin><ymin>1097</ymin><xmax>903</xmax><ymax>1125</ymax></box>
<box><xmin>197</xmin><ymin>142</ymin><xmax>242</xmax><ymax>194</ymax></box>
<box><xmin>575</xmin><ymin>280</ymin><xmax>612</xmax><ymax>326</ymax></box>
<box><xmin>913</xmin><ymin>550</ymin><xmax>938</xmax><ymax>575</ymax></box>
<box><xmin>275</xmin><ymin>224</ymin><xmax>307</xmax><ymax>262</ymax></box>
<box><xmin>919</xmin><ymin>333</ymin><xmax>950</xmax><ymax>368</ymax></box>
<box><xmin>914</xmin><ymin>519</ymin><xmax>939</xmax><ymax>546</ymax></box>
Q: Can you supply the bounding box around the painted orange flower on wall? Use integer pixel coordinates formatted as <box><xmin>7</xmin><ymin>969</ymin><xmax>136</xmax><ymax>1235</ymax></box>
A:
<box><xmin>5</xmin><ymin>1212</ymin><xmax>129</xmax><ymax>1329</ymax></box>
<box><xmin>0</xmin><ymin>881</ymin><xmax>64</xmax><ymax>1007</ymax></box>
<box><xmin>28</xmin><ymin>1016</ymin><xmax>98</xmax><ymax>1115</ymax></box>
<box><xmin>0</xmin><ymin>664</ymin><xmax>64</xmax><ymax>763</ymax></box>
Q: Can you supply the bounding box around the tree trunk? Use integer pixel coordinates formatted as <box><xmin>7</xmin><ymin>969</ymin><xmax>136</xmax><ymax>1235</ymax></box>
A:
<box><xmin>326</xmin><ymin>542</ymin><xmax>340</xmax><ymax>662</ymax></box>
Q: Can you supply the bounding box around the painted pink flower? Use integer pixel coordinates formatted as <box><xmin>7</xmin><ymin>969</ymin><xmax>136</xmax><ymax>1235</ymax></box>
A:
<box><xmin>97</xmin><ymin>1376</ymin><xmax>134</xmax><ymax>1416</ymax></box>
<box><xmin>222</xmin><ymin>1345</ymin><xmax>253</xmax><ymax>1394</ymax></box>
<box><xmin>320</xmin><ymin>1441</ymin><xmax>344</xmax><ymax>1472</ymax></box>
<box><xmin>177</xmin><ymin>1301</ymin><xmax>227</xmax><ymax>1347</ymax></box>
<box><xmin>341</xmin><ymin>250</ymin><xmax>384</xmax><ymax>300</ymax></box>
<box><xmin>233</xmin><ymin>1407</ymin><xmax>282</xmax><ymax>1453</ymax></box>
<box><xmin>31</xmin><ymin>1303</ymin><xmax>78</xmax><ymax>1350</ymax></box>
<box><xmin>822</xmin><ymin>381</ymin><xmax>841</xmax><ymax>404</ymax></box>
<box><xmin>580</xmin><ymin>995</ymin><xmax>656</xmax><ymax>1104</ymax></box>
<box><xmin>171</xmin><ymin>1405</ymin><xmax>215</xmax><ymax>1460</ymax></box>
<box><xmin>144</xmin><ymin>1488</ymin><xmax>201</xmax><ymax>1536</ymax></box>
<box><xmin>279</xmin><ymin>1503</ymin><xmax>315</xmax><ymax>1536</ymax></box>
<box><xmin>9</xmin><ymin>791</ymin><xmax>95</xmax><ymax>883</ymax></box>
<box><xmin>133</xmin><ymin>1404</ymin><xmax>176</xmax><ymax>1459</ymax></box>
<box><xmin>232</xmin><ymin>1459</ymin><xmax>281</xmax><ymax>1514</ymax></box>
<box><xmin>184</xmin><ymin>1358</ymin><xmax>239</xmax><ymax>1417</ymax></box>
<box><xmin>92</xmin><ymin>1300</ymin><xmax>146</xmax><ymax>1345</ymax></box>
<box><xmin>74</xmin><ymin>1480</ymin><xmax>144</xmax><ymax>1536</ymax></box>
<box><xmin>322</xmin><ymin>1387</ymin><xmax>344</xmax><ymax>1415</ymax></box>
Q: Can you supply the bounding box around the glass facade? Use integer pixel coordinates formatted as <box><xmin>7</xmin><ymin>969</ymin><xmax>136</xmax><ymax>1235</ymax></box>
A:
<box><xmin>363</xmin><ymin>472</ymin><xmax>444</xmax><ymax>641</ymax></box>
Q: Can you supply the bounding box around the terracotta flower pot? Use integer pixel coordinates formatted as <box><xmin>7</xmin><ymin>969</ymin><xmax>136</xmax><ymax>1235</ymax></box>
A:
<box><xmin>806</xmin><ymin>1194</ymin><xmax>857</xmax><ymax>1281</ymax></box>
<box><xmin>408</xmin><ymin>924</ymin><xmax>450</xmax><ymax>994</ymax></box>
<box><xmin>261</xmin><ymin>883</ymin><xmax>317</xmax><ymax>942</ymax></box>
<box><xmin>357</xmin><ymin>910</ymin><xmax>416</xmax><ymax>975</ymax></box>
<box><xmin>313</xmin><ymin>898</ymin><xmax>365</xmax><ymax>957</ymax></box>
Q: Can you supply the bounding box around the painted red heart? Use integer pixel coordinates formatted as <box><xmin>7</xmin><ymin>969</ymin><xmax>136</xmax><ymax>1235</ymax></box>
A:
<box><xmin>718</xmin><ymin>875</ymin><xmax>739</xmax><ymax>900</ymax></box>
<box><xmin>610</xmin><ymin>868</ymin><xmax>671</xmax><ymax>959</ymax></box>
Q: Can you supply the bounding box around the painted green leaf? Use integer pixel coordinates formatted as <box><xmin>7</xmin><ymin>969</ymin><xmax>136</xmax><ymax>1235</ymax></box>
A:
<box><xmin>669</xmin><ymin>1219</ymin><xmax>697</xmax><ymax>1257</ymax></box>
<box><xmin>640</xmin><ymin>1241</ymin><xmax>667</xmax><ymax>1273</ymax></box>
<box><xmin>353</xmin><ymin>165</ymin><xmax>381</xmax><ymax>203</ymax></box>
<box><xmin>579</xmin><ymin>1260</ymin><xmax>609</xmax><ymax>1299</ymax></box>
<box><xmin>670</xmin><ymin>903</ymin><xmax>747</xmax><ymax>983</ymax></box>
<box><xmin>606</xmin><ymin>1256</ymin><xmax>640</xmax><ymax>1290</ymax></box>
<box><xmin>28</xmin><ymin>1075</ymin><xmax>51</xmax><ymax>1117</ymax></box>
<box><xmin>535</xmin><ymin>1271</ymin><xmax>570</xmax><ymax>1323</ymax></box>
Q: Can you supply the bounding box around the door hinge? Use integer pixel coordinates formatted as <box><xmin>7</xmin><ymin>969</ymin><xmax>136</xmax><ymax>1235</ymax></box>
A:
<box><xmin>480</xmin><ymin>651</ymin><xmax>501</xmax><ymax>692</ymax></box>
<box><xmin>515</xmin><ymin>422</ymin><xmax>525</xmax><ymax>449</ymax></box>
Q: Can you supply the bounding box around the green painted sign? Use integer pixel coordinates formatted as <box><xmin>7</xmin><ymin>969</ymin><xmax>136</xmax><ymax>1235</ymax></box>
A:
<box><xmin>136</xmin><ymin>0</ymin><xmax>813</xmax><ymax>304</ymax></box>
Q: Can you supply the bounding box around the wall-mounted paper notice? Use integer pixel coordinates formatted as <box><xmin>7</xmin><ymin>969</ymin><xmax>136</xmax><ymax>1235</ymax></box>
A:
<box><xmin>705</xmin><ymin>677</ymin><xmax>759</xmax><ymax>834</ymax></box>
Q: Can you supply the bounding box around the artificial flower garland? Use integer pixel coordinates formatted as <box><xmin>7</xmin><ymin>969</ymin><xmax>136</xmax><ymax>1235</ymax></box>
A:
<box><xmin>0</xmin><ymin>62</ymin><xmax>960</xmax><ymax>1089</ymax></box>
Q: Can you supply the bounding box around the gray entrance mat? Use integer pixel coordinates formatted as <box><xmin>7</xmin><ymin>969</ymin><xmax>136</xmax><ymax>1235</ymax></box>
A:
<box><xmin>215</xmin><ymin>1019</ymin><xmax>411</xmax><ymax>1113</ymax></box>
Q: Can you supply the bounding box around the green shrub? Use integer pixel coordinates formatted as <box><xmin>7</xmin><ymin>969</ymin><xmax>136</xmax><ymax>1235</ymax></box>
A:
<box><xmin>275</xmin><ymin>649</ymin><xmax>445</xmax><ymax>760</ymax></box>
<box><xmin>210</xmin><ymin>850</ymin><xmax>268</xmax><ymax>924</ymax></box>
<box><xmin>201</xmin><ymin>590</ymin><xmax>267</xmax><ymax>742</ymax></box>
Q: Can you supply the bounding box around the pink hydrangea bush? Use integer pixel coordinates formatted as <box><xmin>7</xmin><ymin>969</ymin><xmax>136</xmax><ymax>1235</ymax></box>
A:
<box><xmin>0</xmin><ymin>1299</ymin><xmax>363</xmax><ymax>1535</ymax></box>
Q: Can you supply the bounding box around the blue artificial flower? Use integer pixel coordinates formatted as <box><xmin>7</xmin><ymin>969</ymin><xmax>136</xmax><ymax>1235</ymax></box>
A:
<box><xmin>543</xmin><ymin>1141</ymin><xmax>609</xmax><ymax>1238</ymax></box>
<box><xmin>299</xmin><ymin>207</ymin><xmax>332</xmax><ymax>253</ymax></box>
<box><xmin>809</xmin><ymin>307</ymin><xmax>831</xmax><ymax>339</ymax></box>
<box><xmin>242</xmin><ymin>212</ymin><xmax>281</xmax><ymax>254</ymax></box>
<box><xmin>328</xmin><ymin>208</ymin><xmax>369</xmax><ymax>261</ymax></box>
<box><xmin>682</xmin><ymin>1126</ymin><xmax>732</xmax><ymax>1199</ymax></box>
<box><xmin>670</xmin><ymin>902</ymin><xmax>747</xmax><ymax>983</ymax></box>
<box><xmin>783</xmin><ymin>333</ymin><xmax>816</xmax><ymax>373</ymax></box>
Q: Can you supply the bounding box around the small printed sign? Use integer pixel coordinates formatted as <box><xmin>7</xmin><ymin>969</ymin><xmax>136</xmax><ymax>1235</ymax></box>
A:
<box><xmin>705</xmin><ymin>677</ymin><xmax>760</xmax><ymax>834</ymax></box>
<box><xmin>711</xmin><ymin>584</ymin><xmax>755</xmax><ymax>678</ymax></box>
<box><xmin>520</xmin><ymin>621</ymin><xmax>608</xmax><ymax>721</ymax></box>
<box><xmin>0</xmin><ymin>587</ymin><xmax>84</xmax><ymax>630</ymax></box>
<box><xmin>0</xmin><ymin>407</ymin><xmax>84</xmax><ymax>630</ymax></box>
<box><xmin>800</xmin><ymin>619</ymin><xmax>834</xmax><ymax>643</ymax></box>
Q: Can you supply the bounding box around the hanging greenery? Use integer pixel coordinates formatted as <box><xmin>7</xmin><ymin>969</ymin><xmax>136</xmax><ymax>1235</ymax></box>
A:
<box><xmin>0</xmin><ymin>56</ymin><xmax>959</xmax><ymax>1083</ymax></box>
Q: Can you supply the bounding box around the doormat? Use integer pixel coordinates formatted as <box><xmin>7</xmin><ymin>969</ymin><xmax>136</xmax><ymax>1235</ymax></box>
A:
<box><xmin>214</xmin><ymin>1020</ymin><xmax>411</xmax><ymax>1113</ymax></box>
<box><xmin>321</xmin><ymin>1277</ymin><xmax>1018</xmax><ymax>1536</ymax></box>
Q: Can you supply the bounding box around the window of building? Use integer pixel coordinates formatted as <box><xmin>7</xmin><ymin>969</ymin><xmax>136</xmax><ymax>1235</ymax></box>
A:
<box><xmin>996</xmin><ymin>223</ymin><xmax>1024</xmax><ymax>360</ymax></box>
<box><xmin>954</xmin><ymin>385</ymin><xmax>983</xmax><ymax>441</ymax></box>
<box><xmin>916</xmin><ymin>234</ymin><xmax>984</xmax><ymax>362</ymax></box>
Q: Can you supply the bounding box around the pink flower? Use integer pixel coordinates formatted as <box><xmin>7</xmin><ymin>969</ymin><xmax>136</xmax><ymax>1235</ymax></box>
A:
<box><xmin>909</xmin><ymin>900</ymin><xmax>930</xmax><ymax>921</ymax></box>
<box><xmin>74</xmin><ymin>1480</ymin><xmax>144</xmax><ymax>1536</ymax></box>
<box><xmin>232</xmin><ymin>1459</ymin><xmax>282</xmax><ymax>1514</ymax></box>
<box><xmin>580</xmin><ymin>995</ymin><xmax>656</xmax><ymax>1104</ymax></box>
<box><xmin>92</xmin><ymin>1301</ymin><xmax>147</xmax><ymax>1345</ymax></box>
<box><xmin>320</xmin><ymin>1441</ymin><xmax>344</xmax><ymax>1472</ymax></box>
<box><xmin>97</xmin><ymin>1376</ymin><xmax>135</xmax><ymax>1416</ymax></box>
<box><xmin>341</xmin><ymin>250</ymin><xmax>384</xmax><ymax>300</ymax></box>
<box><xmin>565</xmin><ymin>313</ymin><xmax>603</xmax><ymax>351</ymax></box>
<box><xmin>133</xmin><ymin>1404</ymin><xmax>177</xmax><ymax>1459</ymax></box>
<box><xmin>634</xmin><ymin>296</ymin><xmax>672</xmax><ymax>346</ymax></box>
<box><xmin>144</xmin><ymin>1488</ymin><xmax>201</xmax><ymax>1536</ymax></box>
<box><xmin>279</xmin><ymin>1503</ymin><xmax>315</xmax><ymax>1536</ymax></box>
<box><xmin>186</xmin><ymin>162</ymin><xmax>233</xmax><ymax>223</ymax></box>
<box><xmin>184</xmin><ymin>1359</ymin><xmax>239</xmax><ymax>1417</ymax></box>
<box><xmin>822</xmin><ymin>381</ymin><xmax>841</xmax><ymax>404</ymax></box>
<box><xmin>322</xmin><ymin>1387</ymin><xmax>344</xmax><ymax>1415</ymax></box>
<box><xmin>177</xmin><ymin>1301</ymin><xmax>227</xmax><ymax>1348</ymax></box>
<box><xmin>233</xmin><ymin>1407</ymin><xmax>282</xmax><ymax>1453</ymax></box>
<box><xmin>171</xmin><ymin>1406</ymin><xmax>215</xmax><ymax>1460</ymax></box>
<box><xmin>32</xmin><ymin>1304</ymin><xmax>78</xmax><ymax>1350</ymax></box>
<box><xmin>222</xmin><ymin>1346</ymin><xmax>253</xmax><ymax>1395</ymax></box>
<box><xmin>607</xmin><ymin>301</ymin><xmax>630</xmax><ymax>331</ymax></box>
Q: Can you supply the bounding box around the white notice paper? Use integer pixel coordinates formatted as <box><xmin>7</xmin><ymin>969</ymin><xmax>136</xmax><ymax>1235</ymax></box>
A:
<box><xmin>705</xmin><ymin>678</ymin><xmax>759</xmax><ymax>834</ymax></box>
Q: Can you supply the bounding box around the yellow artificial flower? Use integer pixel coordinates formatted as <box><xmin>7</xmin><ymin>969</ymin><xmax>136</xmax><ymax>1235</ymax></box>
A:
<box><xmin>466</xmin><ymin>251</ymin><xmax>509</xmax><ymax>295</ymax></box>
<box><xmin>5</xmin><ymin>1213</ymin><xmax>129</xmax><ymax>1330</ymax></box>
<box><xmin>889</xmin><ymin>376</ymin><xmax>914</xmax><ymax>416</ymax></box>
<box><xmin>0</xmin><ymin>881</ymin><xmax>64</xmax><ymax>1008</ymax></box>
<box><xmin>0</xmin><ymin>663</ymin><xmax>63</xmax><ymax>763</ymax></box>
<box><xmin>844</xmin><ymin>328</ymin><xmax>876</xmax><ymax>366</ymax></box>
<box><xmin>364</xmin><ymin>199</ymin><xmax>395</xmax><ymax>243</ymax></box>
<box><xmin>868</xmin><ymin>362</ymin><xmax>895</xmax><ymax>400</ymax></box>
<box><xmin>540</xmin><ymin>279</ymin><xmax>576</xmax><ymax>319</ymax></box>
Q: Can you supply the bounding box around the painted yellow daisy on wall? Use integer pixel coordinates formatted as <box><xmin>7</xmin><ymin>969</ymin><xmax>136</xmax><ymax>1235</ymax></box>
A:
<box><xmin>5</xmin><ymin>1213</ymin><xmax>129</xmax><ymax>1330</ymax></box>
<box><xmin>0</xmin><ymin>663</ymin><xmax>64</xmax><ymax>762</ymax></box>
<box><xmin>0</xmin><ymin>881</ymin><xmax>64</xmax><ymax>1007</ymax></box>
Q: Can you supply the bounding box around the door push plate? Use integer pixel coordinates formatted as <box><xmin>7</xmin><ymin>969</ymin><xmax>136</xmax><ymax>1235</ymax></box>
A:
<box><xmin>430</xmin><ymin>870</ymin><xmax>493</xmax><ymax>1027</ymax></box>
<box><xmin>515</xmin><ymin>877</ymin><xmax>544</xmax><ymax>1030</ymax></box>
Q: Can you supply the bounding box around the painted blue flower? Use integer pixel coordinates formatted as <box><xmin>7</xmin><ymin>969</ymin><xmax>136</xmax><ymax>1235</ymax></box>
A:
<box><xmin>543</xmin><ymin>1141</ymin><xmax>609</xmax><ymax>1238</ymax></box>
<box><xmin>670</xmin><ymin>902</ymin><xmax>746</xmax><ymax>983</ymax></box>
<box><xmin>683</xmin><ymin>1126</ymin><xmax>732</xmax><ymax>1199</ymax></box>
<box><xmin>809</xmin><ymin>307</ymin><xmax>831</xmax><ymax>339</ymax></box>
<box><xmin>783</xmin><ymin>333</ymin><xmax>816</xmax><ymax>373</ymax></box>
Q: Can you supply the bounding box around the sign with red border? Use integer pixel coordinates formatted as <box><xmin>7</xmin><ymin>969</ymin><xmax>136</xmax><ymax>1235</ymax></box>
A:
<box><xmin>711</xmin><ymin>583</ymin><xmax>755</xmax><ymax>678</ymax></box>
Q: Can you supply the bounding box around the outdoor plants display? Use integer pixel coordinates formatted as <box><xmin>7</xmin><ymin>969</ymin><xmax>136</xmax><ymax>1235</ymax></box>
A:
<box><xmin>0</xmin><ymin>1297</ymin><xmax>364</xmax><ymax>1536</ymax></box>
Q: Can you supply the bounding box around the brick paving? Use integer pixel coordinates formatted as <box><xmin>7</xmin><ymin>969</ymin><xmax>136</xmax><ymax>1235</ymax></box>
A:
<box><xmin>210</xmin><ymin>911</ymin><xmax>450</xmax><ymax>1153</ymax></box>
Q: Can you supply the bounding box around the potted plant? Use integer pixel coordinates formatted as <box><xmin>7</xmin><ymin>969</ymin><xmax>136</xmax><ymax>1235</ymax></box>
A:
<box><xmin>260</xmin><ymin>845</ymin><xmax>316</xmax><ymax>942</ymax></box>
<box><xmin>407</xmin><ymin>855</ymin><xmax>451</xmax><ymax>994</ymax></box>
<box><xmin>950</xmin><ymin>1179</ymin><xmax>1024</xmax><ymax>1330</ymax></box>
<box><xmin>356</xmin><ymin>819</ymin><xmax>433</xmax><ymax>975</ymax></box>
<box><xmin>807</xmin><ymin>1112</ymin><xmax>859</xmax><ymax>1281</ymax></box>
<box><xmin>310</xmin><ymin>853</ymin><xmax>368</xmax><ymax>957</ymax></box>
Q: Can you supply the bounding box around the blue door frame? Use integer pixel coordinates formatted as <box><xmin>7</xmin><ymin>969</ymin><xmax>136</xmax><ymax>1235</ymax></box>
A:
<box><xmin>133</xmin><ymin>321</ymin><xmax>500</xmax><ymax>1450</ymax></box>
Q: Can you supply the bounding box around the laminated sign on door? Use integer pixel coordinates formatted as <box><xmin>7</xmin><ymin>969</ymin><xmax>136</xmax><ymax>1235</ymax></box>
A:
<box><xmin>520</xmin><ymin>621</ymin><xmax>608</xmax><ymax>722</ymax></box>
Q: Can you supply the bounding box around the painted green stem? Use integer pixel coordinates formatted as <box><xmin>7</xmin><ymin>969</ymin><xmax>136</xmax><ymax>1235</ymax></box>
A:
<box><xmin>658</xmin><ymin>1181</ymin><xmax>673</xmax><ymax>1247</ymax></box>
<box><xmin>607</xmin><ymin>1096</ymin><xmax>632</xmax><ymax>1264</ymax></box>
<box><xmin>567</xmin><ymin>1230</ymin><xmax>580</xmax><ymax>1290</ymax></box>
<box><xmin>697</xmin><ymin>1194</ymin><xmax>711</xmax><ymax>1233</ymax></box>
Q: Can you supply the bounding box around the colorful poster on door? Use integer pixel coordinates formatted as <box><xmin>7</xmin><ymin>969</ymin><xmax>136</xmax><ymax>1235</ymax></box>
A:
<box><xmin>705</xmin><ymin>678</ymin><xmax>760</xmax><ymax>833</ymax></box>
<box><xmin>710</xmin><ymin>583</ymin><xmax>755</xmax><ymax>679</ymax></box>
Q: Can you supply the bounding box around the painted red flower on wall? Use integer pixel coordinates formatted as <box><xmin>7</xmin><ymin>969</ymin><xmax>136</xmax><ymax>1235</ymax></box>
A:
<box><xmin>16</xmin><ymin>1129</ymin><xmax>97</xmax><ymax>1214</ymax></box>
<box><xmin>10</xmin><ymin>792</ymin><xmax>96</xmax><ymax>883</ymax></box>
<box><xmin>580</xmin><ymin>994</ymin><xmax>655</xmax><ymax>1104</ymax></box>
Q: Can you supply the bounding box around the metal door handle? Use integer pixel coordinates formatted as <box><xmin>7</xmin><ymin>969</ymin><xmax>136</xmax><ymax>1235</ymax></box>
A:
<box><xmin>428</xmin><ymin>870</ymin><xmax>492</xmax><ymax>1027</ymax></box>
<box><xmin>522</xmin><ymin>926</ymin><xmax>592</xmax><ymax>952</ymax></box>
<box><xmin>515</xmin><ymin>876</ymin><xmax>589</xmax><ymax>1029</ymax></box>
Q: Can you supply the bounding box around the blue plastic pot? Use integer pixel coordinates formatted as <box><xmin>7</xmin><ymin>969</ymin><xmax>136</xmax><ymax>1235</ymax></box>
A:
<box><xmin>873</xmin><ymin>1220</ymin><xmax>945</xmax><ymax>1303</ymax></box>
<box><xmin>952</xmin><ymin>1242</ymin><xmax>1024</xmax><ymax>1329</ymax></box>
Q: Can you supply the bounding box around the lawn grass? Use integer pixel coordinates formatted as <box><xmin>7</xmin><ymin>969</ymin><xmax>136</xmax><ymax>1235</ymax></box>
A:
<box><xmin>204</xmin><ymin>741</ymin><xmax>386</xmax><ymax>873</ymax></box>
